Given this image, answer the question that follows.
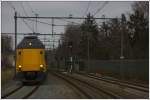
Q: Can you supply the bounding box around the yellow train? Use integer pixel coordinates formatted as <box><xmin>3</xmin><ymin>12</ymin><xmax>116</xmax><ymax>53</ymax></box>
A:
<box><xmin>16</xmin><ymin>36</ymin><xmax>47</xmax><ymax>82</ymax></box>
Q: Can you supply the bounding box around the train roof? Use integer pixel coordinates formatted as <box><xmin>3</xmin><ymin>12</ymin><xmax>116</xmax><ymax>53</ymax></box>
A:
<box><xmin>17</xmin><ymin>36</ymin><xmax>45</xmax><ymax>49</ymax></box>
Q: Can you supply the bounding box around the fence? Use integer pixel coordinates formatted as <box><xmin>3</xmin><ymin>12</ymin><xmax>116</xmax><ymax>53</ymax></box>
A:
<box><xmin>82</xmin><ymin>60</ymin><xmax>149</xmax><ymax>81</ymax></box>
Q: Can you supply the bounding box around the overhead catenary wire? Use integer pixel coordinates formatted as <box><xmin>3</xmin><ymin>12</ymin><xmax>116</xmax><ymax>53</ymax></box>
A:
<box><xmin>6</xmin><ymin>2</ymin><xmax>34</xmax><ymax>32</ymax></box>
<box><xmin>20</xmin><ymin>2</ymin><xmax>36</xmax><ymax>32</ymax></box>
<box><xmin>22</xmin><ymin>19</ymin><xmax>35</xmax><ymax>32</ymax></box>
<box><xmin>24</xmin><ymin>18</ymin><xmax>67</xmax><ymax>26</ymax></box>
<box><xmin>20</xmin><ymin>2</ymin><xmax>35</xmax><ymax>32</ymax></box>
<box><xmin>6</xmin><ymin>1</ymin><xmax>16</xmax><ymax>12</ymax></box>
<box><xmin>25</xmin><ymin>18</ymin><xmax>83</xmax><ymax>26</ymax></box>
<box><xmin>26</xmin><ymin>2</ymin><xmax>38</xmax><ymax>32</ymax></box>
<box><xmin>20</xmin><ymin>2</ymin><xmax>39</xmax><ymax>33</ymax></box>
<box><xmin>57</xmin><ymin>19</ymin><xmax>81</xmax><ymax>25</ymax></box>
<box><xmin>26</xmin><ymin>2</ymin><xmax>37</xmax><ymax>15</ymax></box>
<box><xmin>6</xmin><ymin>2</ymin><xmax>114</xmax><ymax>32</ymax></box>
<box><xmin>17</xmin><ymin>13</ymin><xmax>34</xmax><ymax>32</ymax></box>
<box><xmin>26</xmin><ymin>2</ymin><xmax>39</xmax><ymax>33</ymax></box>
<box><xmin>83</xmin><ymin>1</ymin><xmax>91</xmax><ymax>17</ymax></box>
<box><xmin>93</xmin><ymin>1</ymin><xmax>109</xmax><ymax>17</ymax></box>
<box><xmin>20</xmin><ymin>2</ymin><xmax>29</xmax><ymax>17</ymax></box>
<box><xmin>24</xmin><ymin>18</ymin><xmax>104</xmax><ymax>27</ymax></box>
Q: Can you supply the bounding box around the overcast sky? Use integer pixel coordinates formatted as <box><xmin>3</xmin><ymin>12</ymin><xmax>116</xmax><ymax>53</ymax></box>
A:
<box><xmin>1</xmin><ymin>1</ymin><xmax>134</xmax><ymax>49</ymax></box>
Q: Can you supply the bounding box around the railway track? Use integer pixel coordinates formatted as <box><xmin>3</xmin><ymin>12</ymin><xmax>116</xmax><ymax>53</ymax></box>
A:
<box><xmin>77</xmin><ymin>72</ymin><xmax>149</xmax><ymax>93</ymax></box>
<box><xmin>52</xmin><ymin>72</ymin><xmax>122</xmax><ymax>99</ymax></box>
<box><xmin>2</xmin><ymin>85</ymin><xmax>40</xmax><ymax>99</ymax></box>
<box><xmin>51</xmin><ymin>72</ymin><xmax>92</xmax><ymax>99</ymax></box>
<box><xmin>2</xmin><ymin>85</ymin><xmax>23</xmax><ymax>98</ymax></box>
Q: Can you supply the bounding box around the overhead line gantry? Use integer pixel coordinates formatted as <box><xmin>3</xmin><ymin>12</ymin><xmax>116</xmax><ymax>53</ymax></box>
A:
<box><xmin>16</xmin><ymin>16</ymin><xmax>119</xmax><ymax>19</ymax></box>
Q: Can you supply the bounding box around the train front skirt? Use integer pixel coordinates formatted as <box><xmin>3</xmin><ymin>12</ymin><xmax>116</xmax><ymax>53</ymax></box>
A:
<box><xmin>15</xmin><ymin>71</ymin><xmax>47</xmax><ymax>83</ymax></box>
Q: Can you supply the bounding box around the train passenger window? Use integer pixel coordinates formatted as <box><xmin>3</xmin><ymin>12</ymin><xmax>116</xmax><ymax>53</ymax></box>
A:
<box><xmin>18</xmin><ymin>51</ymin><xmax>21</xmax><ymax>55</ymax></box>
<box><xmin>40</xmin><ymin>51</ymin><xmax>43</xmax><ymax>54</ymax></box>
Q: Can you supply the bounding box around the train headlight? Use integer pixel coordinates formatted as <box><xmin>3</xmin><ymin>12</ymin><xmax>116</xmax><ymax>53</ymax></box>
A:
<box><xmin>29</xmin><ymin>42</ymin><xmax>32</xmax><ymax>46</ymax></box>
<box><xmin>18</xmin><ymin>65</ymin><xmax>22</xmax><ymax>68</ymax></box>
<box><xmin>40</xmin><ymin>64</ymin><xmax>43</xmax><ymax>68</ymax></box>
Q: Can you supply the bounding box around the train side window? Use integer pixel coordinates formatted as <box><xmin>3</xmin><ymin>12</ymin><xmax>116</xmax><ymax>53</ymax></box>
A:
<box><xmin>40</xmin><ymin>51</ymin><xmax>43</xmax><ymax>54</ymax></box>
<box><xmin>18</xmin><ymin>51</ymin><xmax>21</xmax><ymax>55</ymax></box>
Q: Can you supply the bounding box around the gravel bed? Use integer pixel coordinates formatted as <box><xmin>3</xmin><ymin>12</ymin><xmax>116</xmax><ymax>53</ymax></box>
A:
<box><xmin>28</xmin><ymin>73</ymin><xmax>82</xmax><ymax>99</ymax></box>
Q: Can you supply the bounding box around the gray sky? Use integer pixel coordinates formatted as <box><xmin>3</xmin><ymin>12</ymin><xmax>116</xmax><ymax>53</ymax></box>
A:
<box><xmin>1</xmin><ymin>1</ymin><xmax>134</xmax><ymax>49</ymax></box>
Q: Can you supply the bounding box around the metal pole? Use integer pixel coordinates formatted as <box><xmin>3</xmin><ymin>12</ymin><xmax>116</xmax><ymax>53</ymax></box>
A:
<box><xmin>52</xmin><ymin>18</ymin><xmax>54</xmax><ymax>35</ymax></box>
<box><xmin>121</xmin><ymin>28</ymin><xmax>124</xmax><ymax>59</ymax></box>
<box><xmin>120</xmin><ymin>17</ymin><xmax>125</xmax><ymax>79</ymax></box>
<box><xmin>35</xmin><ymin>14</ymin><xmax>38</xmax><ymax>33</ymax></box>
<box><xmin>69</xmin><ymin>46</ymin><xmax>73</xmax><ymax>74</ymax></box>
<box><xmin>58</xmin><ymin>40</ymin><xmax>61</xmax><ymax>71</ymax></box>
<box><xmin>70</xmin><ymin>56</ymin><xmax>73</xmax><ymax>73</ymax></box>
<box><xmin>87</xmin><ymin>32</ymin><xmax>90</xmax><ymax>73</ymax></box>
<box><xmin>51</xmin><ymin>18</ymin><xmax>55</xmax><ymax>69</ymax></box>
<box><xmin>14</xmin><ymin>12</ymin><xmax>17</xmax><ymax>78</ymax></box>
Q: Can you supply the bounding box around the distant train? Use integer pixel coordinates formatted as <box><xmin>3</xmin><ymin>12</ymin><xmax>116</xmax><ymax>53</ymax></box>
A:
<box><xmin>16</xmin><ymin>35</ymin><xmax>47</xmax><ymax>82</ymax></box>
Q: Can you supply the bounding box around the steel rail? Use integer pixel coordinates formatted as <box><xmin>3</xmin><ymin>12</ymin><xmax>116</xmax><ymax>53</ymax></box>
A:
<box><xmin>23</xmin><ymin>85</ymin><xmax>40</xmax><ymax>99</ymax></box>
<box><xmin>89</xmin><ymin>73</ymin><xmax>149</xmax><ymax>88</ymax></box>
<box><xmin>52</xmin><ymin>72</ymin><xmax>92</xmax><ymax>99</ymax></box>
<box><xmin>53</xmin><ymin>72</ymin><xmax>121</xmax><ymax>99</ymax></box>
<box><xmin>2</xmin><ymin>85</ymin><xmax>23</xmax><ymax>99</ymax></box>
<box><xmin>78</xmin><ymin>72</ymin><xmax>149</xmax><ymax>93</ymax></box>
<box><xmin>2</xmin><ymin>85</ymin><xmax>40</xmax><ymax>99</ymax></box>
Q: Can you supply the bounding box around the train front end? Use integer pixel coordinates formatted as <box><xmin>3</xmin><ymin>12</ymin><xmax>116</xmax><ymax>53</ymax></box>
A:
<box><xmin>16</xmin><ymin>36</ymin><xmax>47</xmax><ymax>82</ymax></box>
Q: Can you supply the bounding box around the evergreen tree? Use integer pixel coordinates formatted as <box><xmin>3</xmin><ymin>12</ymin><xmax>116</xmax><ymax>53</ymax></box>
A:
<box><xmin>128</xmin><ymin>1</ymin><xmax>149</xmax><ymax>59</ymax></box>
<box><xmin>79</xmin><ymin>13</ymin><xmax>99</xmax><ymax>59</ymax></box>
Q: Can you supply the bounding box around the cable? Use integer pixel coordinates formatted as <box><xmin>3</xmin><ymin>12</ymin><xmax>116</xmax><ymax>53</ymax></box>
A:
<box><xmin>20</xmin><ymin>2</ymin><xmax>35</xmax><ymax>32</ymax></box>
<box><xmin>57</xmin><ymin>19</ymin><xmax>81</xmax><ymax>25</ymax></box>
<box><xmin>24</xmin><ymin>18</ymin><xmax>81</xmax><ymax>27</ymax></box>
<box><xmin>26</xmin><ymin>2</ymin><xmax>37</xmax><ymax>15</ymax></box>
<box><xmin>26</xmin><ymin>18</ymin><xmax>103</xmax><ymax>27</ymax></box>
<box><xmin>26</xmin><ymin>2</ymin><xmax>37</xmax><ymax>32</ymax></box>
<box><xmin>6</xmin><ymin>2</ymin><xmax>99</xmax><ymax>30</ymax></box>
<box><xmin>26</xmin><ymin>2</ymin><xmax>39</xmax><ymax>33</ymax></box>
<box><xmin>20</xmin><ymin>2</ymin><xmax>29</xmax><ymax>17</ymax></box>
<box><xmin>26</xmin><ymin>19</ymin><xmax>80</xmax><ymax>26</ymax></box>
<box><xmin>17</xmin><ymin>13</ymin><xmax>34</xmax><ymax>32</ymax></box>
<box><xmin>6</xmin><ymin>2</ymin><xmax>34</xmax><ymax>32</ymax></box>
<box><xmin>6</xmin><ymin>2</ymin><xmax>16</xmax><ymax>11</ymax></box>
<box><xmin>93</xmin><ymin>1</ymin><xmax>109</xmax><ymax>17</ymax></box>
<box><xmin>83</xmin><ymin>1</ymin><xmax>91</xmax><ymax>17</ymax></box>
<box><xmin>27</xmin><ymin>2</ymin><xmax>38</xmax><ymax>32</ymax></box>
<box><xmin>25</xmin><ymin>18</ymin><xmax>59</xmax><ymax>26</ymax></box>
<box><xmin>22</xmin><ymin>19</ymin><xmax>34</xmax><ymax>32</ymax></box>
<box><xmin>93</xmin><ymin>1</ymin><xmax>108</xmax><ymax>16</ymax></box>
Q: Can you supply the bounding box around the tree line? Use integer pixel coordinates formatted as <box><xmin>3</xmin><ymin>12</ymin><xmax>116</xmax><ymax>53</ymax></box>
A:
<box><xmin>56</xmin><ymin>1</ymin><xmax>149</xmax><ymax>60</ymax></box>
<box><xmin>1</xmin><ymin>35</ymin><xmax>13</xmax><ymax>68</ymax></box>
